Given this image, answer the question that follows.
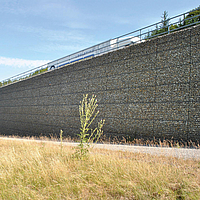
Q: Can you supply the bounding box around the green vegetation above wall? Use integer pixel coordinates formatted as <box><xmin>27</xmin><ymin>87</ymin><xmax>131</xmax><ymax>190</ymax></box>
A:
<box><xmin>146</xmin><ymin>6</ymin><xmax>200</xmax><ymax>39</ymax></box>
<box><xmin>0</xmin><ymin>67</ymin><xmax>48</xmax><ymax>87</ymax></box>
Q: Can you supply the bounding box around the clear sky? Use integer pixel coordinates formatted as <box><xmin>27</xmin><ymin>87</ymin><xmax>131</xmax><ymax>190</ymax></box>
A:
<box><xmin>0</xmin><ymin>0</ymin><xmax>199</xmax><ymax>81</ymax></box>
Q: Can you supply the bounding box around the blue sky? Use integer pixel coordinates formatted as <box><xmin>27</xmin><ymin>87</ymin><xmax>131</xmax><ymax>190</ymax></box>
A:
<box><xmin>0</xmin><ymin>0</ymin><xmax>199</xmax><ymax>81</ymax></box>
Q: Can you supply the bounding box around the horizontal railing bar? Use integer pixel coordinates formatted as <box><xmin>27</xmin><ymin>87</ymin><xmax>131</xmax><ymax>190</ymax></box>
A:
<box><xmin>1</xmin><ymin>7</ymin><xmax>199</xmax><ymax>87</ymax></box>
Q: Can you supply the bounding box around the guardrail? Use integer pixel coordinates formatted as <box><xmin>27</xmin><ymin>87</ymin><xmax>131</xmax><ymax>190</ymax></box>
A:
<box><xmin>1</xmin><ymin>7</ymin><xmax>200</xmax><ymax>87</ymax></box>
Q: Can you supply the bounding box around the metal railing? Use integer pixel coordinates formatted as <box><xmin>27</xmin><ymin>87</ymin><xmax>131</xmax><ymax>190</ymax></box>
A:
<box><xmin>1</xmin><ymin>7</ymin><xmax>200</xmax><ymax>87</ymax></box>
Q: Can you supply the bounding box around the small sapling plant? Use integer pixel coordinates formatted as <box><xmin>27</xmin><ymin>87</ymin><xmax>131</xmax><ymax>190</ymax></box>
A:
<box><xmin>74</xmin><ymin>94</ymin><xmax>105</xmax><ymax>159</ymax></box>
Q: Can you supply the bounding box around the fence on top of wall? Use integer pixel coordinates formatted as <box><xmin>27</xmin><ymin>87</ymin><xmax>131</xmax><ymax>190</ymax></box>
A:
<box><xmin>1</xmin><ymin>7</ymin><xmax>200</xmax><ymax>87</ymax></box>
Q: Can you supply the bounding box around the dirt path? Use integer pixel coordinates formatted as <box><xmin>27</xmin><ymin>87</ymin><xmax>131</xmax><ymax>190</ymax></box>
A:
<box><xmin>1</xmin><ymin>137</ymin><xmax>199</xmax><ymax>160</ymax></box>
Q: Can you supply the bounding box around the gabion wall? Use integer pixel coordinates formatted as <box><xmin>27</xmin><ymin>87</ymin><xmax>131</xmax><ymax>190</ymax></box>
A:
<box><xmin>0</xmin><ymin>25</ymin><xmax>199</xmax><ymax>142</ymax></box>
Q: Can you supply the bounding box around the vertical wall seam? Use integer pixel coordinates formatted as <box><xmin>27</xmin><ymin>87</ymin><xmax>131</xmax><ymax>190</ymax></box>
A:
<box><xmin>187</xmin><ymin>28</ymin><xmax>192</xmax><ymax>141</ymax></box>
<box><xmin>153</xmin><ymin>41</ymin><xmax>158</xmax><ymax>136</ymax></box>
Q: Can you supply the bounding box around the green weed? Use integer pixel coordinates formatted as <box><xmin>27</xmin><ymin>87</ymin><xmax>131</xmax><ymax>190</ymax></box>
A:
<box><xmin>74</xmin><ymin>94</ymin><xmax>105</xmax><ymax>159</ymax></box>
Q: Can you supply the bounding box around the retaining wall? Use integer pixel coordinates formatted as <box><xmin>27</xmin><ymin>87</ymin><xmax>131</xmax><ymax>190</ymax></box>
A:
<box><xmin>0</xmin><ymin>25</ymin><xmax>199</xmax><ymax>142</ymax></box>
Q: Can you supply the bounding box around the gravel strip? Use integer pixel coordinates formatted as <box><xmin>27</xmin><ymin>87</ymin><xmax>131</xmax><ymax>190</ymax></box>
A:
<box><xmin>1</xmin><ymin>137</ymin><xmax>199</xmax><ymax>160</ymax></box>
<box><xmin>93</xmin><ymin>143</ymin><xmax>200</xmax><ymax>160</ymax></box>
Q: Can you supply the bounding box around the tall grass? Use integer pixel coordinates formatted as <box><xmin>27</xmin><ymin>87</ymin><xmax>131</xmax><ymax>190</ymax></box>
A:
<box><xmin>0</xmin><ymin>139</ymin><xmax>199</xmax><ymax>199</ymax></box>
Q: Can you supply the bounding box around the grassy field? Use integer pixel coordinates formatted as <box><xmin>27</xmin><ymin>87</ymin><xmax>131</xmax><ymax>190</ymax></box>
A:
<box><xmin>0</xmin><ymin>139</ymin><xmax>199</xmax><ymax>200</ymax></box>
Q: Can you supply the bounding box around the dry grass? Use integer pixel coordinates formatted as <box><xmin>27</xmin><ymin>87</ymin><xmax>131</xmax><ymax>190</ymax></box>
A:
<box><xmin>2</xmin><ymin>133</ymin><xmax>199</xmax><ymax>149</ymax></box>
<box><xmin>0</xmin><ymin>139</ymin><xmax>199</xmax><ymax>200</ymax></box>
